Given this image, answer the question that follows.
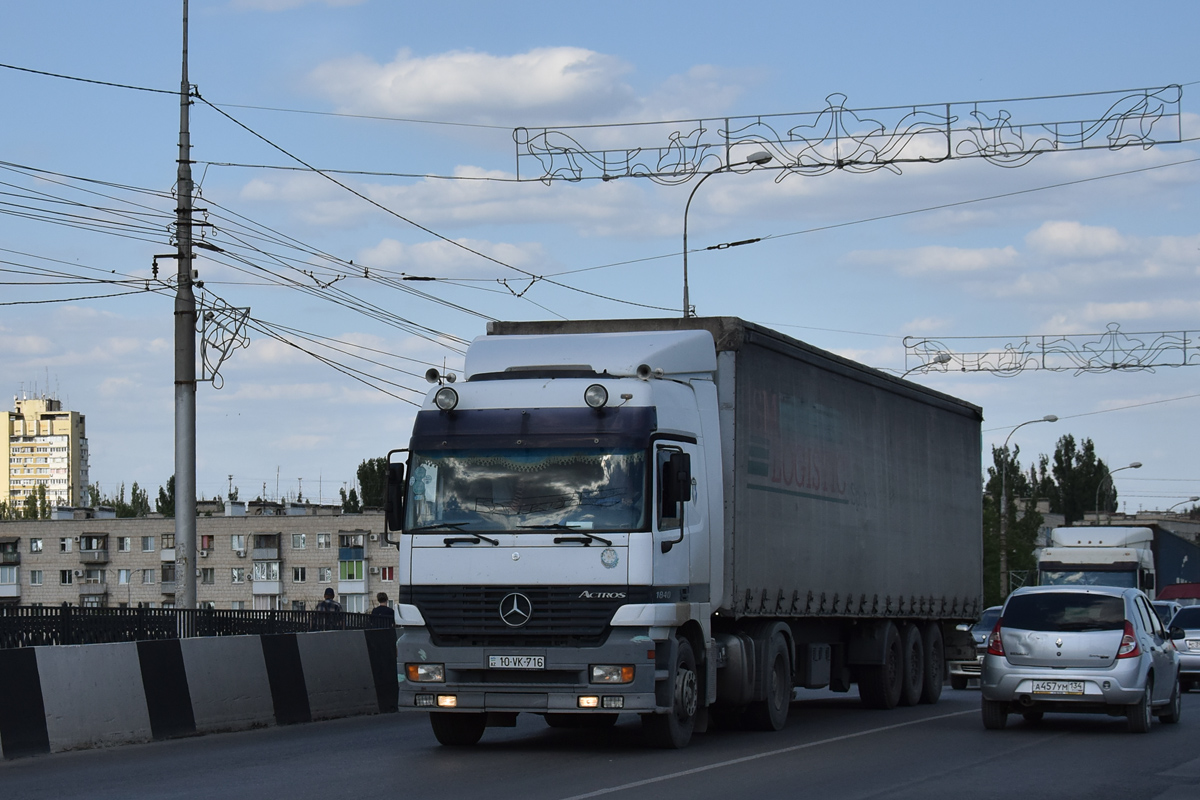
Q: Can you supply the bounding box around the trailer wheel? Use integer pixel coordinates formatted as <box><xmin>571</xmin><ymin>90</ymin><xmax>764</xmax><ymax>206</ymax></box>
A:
<box><xmin>746</xmin><ymin>630</ymin><xmax>792</xmax><ymax>731</ymax></box>
<box><xmin>642</xmin><ymin>637</ymin><xmax>697</xmax><ymax>748</ymax></box>
<box><xmin>919</xmin><ymin>623</ymin><xmax>944</xmax><ymax>704</ymax></box>
<box><xmin>858</xmin><ymin>622</ymin><xmax>903</xmax><ymax>710</ymax></box>
<box><xmin>899</xmin><ymin>624</ymin><xmax>924</xmax><ymax>707</ymax></box>
<box><xmin>429</xmin><ymin>712</ymin><xmax>487</xmax><ymax>746</ymax></box>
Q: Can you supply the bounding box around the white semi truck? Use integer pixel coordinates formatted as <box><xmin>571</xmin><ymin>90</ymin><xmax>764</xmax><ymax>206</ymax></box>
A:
<box><xmin>1036</xmin><ymin>524</ymin><xmax>1200</xmax><ymax>600</ymax></box>
<box><xmin>384</xmin><ymin>318</ymin><xmax>983</xmax><ymax>747</ymax></box>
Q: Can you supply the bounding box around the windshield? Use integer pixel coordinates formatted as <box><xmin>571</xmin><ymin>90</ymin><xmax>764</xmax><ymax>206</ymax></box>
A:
<box><xmin>1039</xmin><ymin>569</ymin><xmax>1137</xmax><ymax>589</ymax></box>
<box><xmin>972</xmin><ymin>607</ymin><xmax>1002</xmax><ymax>635</ymax></box>
<box><xmin>405</xmin><ymin>447</ymin><xmax>647</xmax><ymax>533</ymax></box>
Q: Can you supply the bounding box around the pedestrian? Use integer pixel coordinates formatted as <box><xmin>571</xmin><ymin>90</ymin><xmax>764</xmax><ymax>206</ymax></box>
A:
<box><xmin>315</xmin><ymin>587</ymin><xmax>342</xmax><ymax>630</ymax></box>
<box><xmin>370</xmin><ymin>591</ymin><xmax>395</xmax><ymax>627</ymax></box>
<box><xmin>317</xmin><ymin>587</ymin><xmax>342</xmax><ymax>613</ymax></box>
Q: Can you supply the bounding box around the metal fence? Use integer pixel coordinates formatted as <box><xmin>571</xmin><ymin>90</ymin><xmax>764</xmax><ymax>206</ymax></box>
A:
<box><xmin>0</xmin><ymin>605</ymin><xmax>388</xmax><ymax>649</ymax></box>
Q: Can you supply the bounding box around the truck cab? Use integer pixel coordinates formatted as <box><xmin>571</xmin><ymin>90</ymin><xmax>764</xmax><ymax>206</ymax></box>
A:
<box><xmin>1036</xmin><ymin>526</ymin><xmax>1157</xmax><ymax>598</ymax></box>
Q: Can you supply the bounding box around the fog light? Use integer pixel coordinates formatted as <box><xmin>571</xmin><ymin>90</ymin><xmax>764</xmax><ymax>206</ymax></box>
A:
<box><xmin>437</xmin><ymin>695</ymin><xmax>458</xmax><ymax>708</ymax></box>
<box><xmin>578</xmin><ymin>696</ymin><xmax>600</xmax><ymax>708</ymax></box>
<box><xmin>434</xmin><ymin>387</ymin><xmax>459</xmax><ymax>411</ymax></box>
<box><xmin>601</xmin><ymin>696</ymin><xmax>624</xmax><ymax>709</ymax></box>
<box><xmin>591</xmin><ymin>664</ymin><xmax>635</xmax><ymax>684</ymax></box>
<box><xmin>415</xmin><ymin>694</ymin><xmax>436</xmax><ymax>707</ymax></box>
<box><xmin>406</xmin><ymin>663</ymin><xmax>445</xmax><ymax>682</ymax></box>
<box><xmin>584</xmin><ymin>384</ymin><xmax>609</xmax><ymax>409</ymax></box>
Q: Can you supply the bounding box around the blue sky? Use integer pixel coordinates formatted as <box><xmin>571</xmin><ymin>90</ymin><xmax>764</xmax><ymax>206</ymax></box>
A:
<box><xmin>2</xmin><ymin>0</ymin><xmax>1198</xmax><ymax>509</ymax></box>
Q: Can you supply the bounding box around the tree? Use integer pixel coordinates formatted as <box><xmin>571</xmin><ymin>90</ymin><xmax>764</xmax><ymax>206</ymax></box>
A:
<box><xmin>1044</xmin><ymin>435</ymin><xmax>1111</xmax><ymax>525</ymax></box>
<box><xmin>228</xmin><ymin>485</ymin><xmax>239</xmax><ymax>502</ymax></box>
<box><xmin>357</xmin><ymin>458</ymin><xmax>387</xmax><ymax>508</ymax></box>
<box><xmin>340</xmin><ymin>486</ymin><xmax>361</xmax><ymax>513</ymax></box>
<box><xmin>130</xmin><ymin>482</ymin><xmax>151</xmax><ymax>517</ymax></box>
<box><xmin>982</xmin><ymin>445</ymin><xmax>1045</xmax><ymax>606</ymax></box>
<box><xmin>87</xmin><ymin>484</ymin><xmax>102</xmax><ymax>508</ymax></box>
<box><xmin>156</xmin><ymin>475</ymin><xmax>176</xmax><ymax>517</ymax></box>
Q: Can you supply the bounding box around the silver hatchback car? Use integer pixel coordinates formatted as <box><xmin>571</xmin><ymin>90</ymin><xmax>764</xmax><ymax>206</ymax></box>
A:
<box><xmin>980</xmin><ymin>585</ymin><xmax>1183</xmax><ymax>732</ymax></box>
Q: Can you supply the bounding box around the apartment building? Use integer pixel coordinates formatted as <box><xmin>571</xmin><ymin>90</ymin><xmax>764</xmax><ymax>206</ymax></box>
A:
<box><xmin>3</xmin><ymin>395</ymin><xmax>89</xmax><ymax>508</ymax></box>
<box><xmin>0</xmin><ymin>510</ymin><xmax>392</xmax><ymax>612</ymax></box>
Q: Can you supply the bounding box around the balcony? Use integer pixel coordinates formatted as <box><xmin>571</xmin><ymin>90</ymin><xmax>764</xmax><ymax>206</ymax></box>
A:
<box><xmin>78</xmin><ymin>582</ymin><xmax>108</xmax><ymax>600</ymax></box>
<box><xmin>0</xmin><ymin>583</ymin><xmax>20</xmax><ymax>599</ymax></box>
<box><xmin>79</xmin><ymin>549</ymin><xmax>109</xmax><ymax>565</ymax></box>
<box><xmin>339</xmin><ymin>547</ymin><xmax>364</xmax><ymax>562</ymax></box>
<box><xmin>160</xmin><ymin>581</ymin><xmax>176</xmax><ymax>596</ymax></box>
<box><xmin>252</xmin><ymin>547</ymin><xmax>279</xmax><ymax>561</ymax></box>
<box><xmin>338</xmin><ymin>579</ymin><xmax>366</xmax><ymax>595</ymax></box>
<box><xmin>0</xmin><ymin>552</ymin><xmax>20</xmax><ymax>566</ymax></box>
<box><xmin>251</xmin><ymin>580</ymin><xmax>282</xmax><ymax>596</ymax></box>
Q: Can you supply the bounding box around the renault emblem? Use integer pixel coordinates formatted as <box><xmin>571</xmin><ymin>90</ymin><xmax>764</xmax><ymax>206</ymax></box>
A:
<box><xmin>499</xmin><ymin>592</ymin><xmax>533</xmax><ymax>627</ymax></box>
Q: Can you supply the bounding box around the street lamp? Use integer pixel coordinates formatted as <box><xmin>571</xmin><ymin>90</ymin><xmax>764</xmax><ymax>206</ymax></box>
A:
<box><xmin>1167</xmin><ymin>496</ymin><xmax>1200</xmax><ymax>513</ymax></box>
<box><xmin>902</xmin><ymin>352</ymin><xmax>952</xmax><ymax>377</ymax></box>
<box><xmin>1094</xmin><ymin>461</ymin><xmax>1142</xmax><ymax>520</ymax></box>
<box><xmin>999</xmin><ymin>414</ymin><xmax>1058</xmax><ymax>598</ymax></box>
<box><xmin>682</xmin><ymin>150</ymin><xmax>772</xmax><ymax>318</ymax></box>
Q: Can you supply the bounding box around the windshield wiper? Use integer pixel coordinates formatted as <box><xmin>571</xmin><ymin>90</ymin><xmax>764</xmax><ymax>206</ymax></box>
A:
<box><xmin>517</xmin><ymin>524</ymin><xmax>613</xmax><ymax>546</ymax></box>
<box><xmin>443</xmin><ymin>534</ymin><xmax>500</xmax><ymax>547</ymax></box>
<box><xmin>410</xmin><ymin>523</ymin><xmax>469</xmax><ymax>532</ymax></box>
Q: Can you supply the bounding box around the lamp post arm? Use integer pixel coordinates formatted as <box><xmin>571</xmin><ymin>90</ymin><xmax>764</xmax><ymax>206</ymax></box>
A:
<box><xmin>682</xmin><ymin>168</ymin><xmax>723</xmax><ymax>318</ymax></box>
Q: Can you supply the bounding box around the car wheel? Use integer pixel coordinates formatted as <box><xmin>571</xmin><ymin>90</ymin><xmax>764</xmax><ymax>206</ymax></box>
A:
<box><xmin>1126</xmin><ymin>684</ymin><xmax>1153</xmax><ymax>733</ymax></box>
<box><xmin>950</xmin><ymin>674</ymin><xmax>968</xmax><ymax>691</ymax></box>
<box><xmin>1158</xmin><ymin>678</ymin><xmax>1183</xmax><ymax>725</ymax></box>
<box><xmin>982</xmin><ymin>698</ymin><xmax>1008</xmax><ymax>730</ymax></box>
<box><xmin>1021</xmin><ymin>711</ymin><xmax>1044</xmax><ymax>723</ymax></box>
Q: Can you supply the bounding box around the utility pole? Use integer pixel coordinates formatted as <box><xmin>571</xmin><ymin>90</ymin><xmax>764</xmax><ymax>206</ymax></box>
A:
<box><xmin>174</xmin><ymin>0</ymin><xmax>197</xmax><ymax>609</ymax></box>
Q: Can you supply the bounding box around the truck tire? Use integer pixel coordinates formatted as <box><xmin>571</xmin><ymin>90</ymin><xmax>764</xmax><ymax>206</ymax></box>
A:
<box><xmin>858</xmin><ymin>622</ymin><xmax>903</xmax><ymax>710</ymax></box>
<box><xmin>430</xmin><ymin>712</ymin><xmax>487</xmax><ymax>746</ymax></box>
<box><xmin>746</xmin><ymin>630</ymin><xmax>792</xmax><ymax>731</ymax></box>
<box><xmin>899</xmin><ymin>623</ymin><xmax>924</xmax><ymax>707</ymax></box>
<box><xmin>919</xmin><ymin>623</ymin><xmax>944</xmax><ymax>704</ymax></box>
<box><xmin>643</xmin><ymin>637</ymin><xmax>698</xmax><ymax>748</ymax></box>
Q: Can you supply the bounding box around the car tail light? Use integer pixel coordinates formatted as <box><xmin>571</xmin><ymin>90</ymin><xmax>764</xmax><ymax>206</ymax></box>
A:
<box><xmin>1117</xmin><ymin>620</ymin><xmax>1141</xmax><ymax>659</ymax></box>
<box><xmin>986</xmin><ymin>619</ymin><xmax>1004</xmax><ymax>656</ymax></box>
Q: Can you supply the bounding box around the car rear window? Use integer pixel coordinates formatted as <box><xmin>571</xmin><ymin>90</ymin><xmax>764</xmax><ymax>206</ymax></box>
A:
<box><xmin>1172</xmin><ymin>606</ymin><xmax>1200</xmax><ymax>627</ymax></box>
<box><xmin>1002</xmin><ymin>593</ymin><xmax>1125</xmax><ymax>632</ymax></box>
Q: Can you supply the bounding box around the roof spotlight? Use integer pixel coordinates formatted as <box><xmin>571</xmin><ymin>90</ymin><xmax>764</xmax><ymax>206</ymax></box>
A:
<box><xmin>584</xmin><ymin>384</ymin><xmax>609</xmax><ymax>409</ymax></box>
<box><xmin>434</xmin><ymin>387</ymin><xmax>459</xmax><ymax>411</ymax></box>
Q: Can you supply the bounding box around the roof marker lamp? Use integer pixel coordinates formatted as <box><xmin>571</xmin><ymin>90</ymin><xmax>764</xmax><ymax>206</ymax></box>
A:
<box><xmin>434</xmin><ymin>387</ymin><xmax>459</xmax><ymax>411</ymax></box>
<box><xmin>584</xmin><ymin>384</ymin><xmax>609</xmax><ymax>409</ymax></box>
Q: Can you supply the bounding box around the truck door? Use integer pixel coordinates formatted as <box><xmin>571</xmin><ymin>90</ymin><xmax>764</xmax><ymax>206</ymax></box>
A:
<box><xmin>653</xmin><ymin>442</ymin><xmax>702</xmax><ymax>588</ymax></box>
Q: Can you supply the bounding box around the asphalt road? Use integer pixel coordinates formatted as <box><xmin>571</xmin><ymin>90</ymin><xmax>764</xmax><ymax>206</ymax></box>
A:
<box><xmin>4</xmin><ymin>687</ymin><xmax>1200</xmax><ymax>800</ymax></box>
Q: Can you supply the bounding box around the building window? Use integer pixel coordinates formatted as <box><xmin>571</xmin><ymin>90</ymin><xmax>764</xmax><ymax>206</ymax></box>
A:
<box><xmin>292</xmin><ymin>533</ymin><xmax>306</xmax><ymax>549</ymax></box>
<box><xmin>339</xmin><ymin>560</ymin><xmax>364</xmax><ymax>581</ymax></box>
<box><xmin>339</xmin><ymin>532</ymin><xmax>365</xmax><ymax>548</ymax></box>
<box><xmin>201</xmin><ymin>568</ymin><xmax>215</xmax><ymax>585</ymax></box>
<box><xmin>292</xmin><ymin>566</ymin><xmax>306</xmax><ymax>582</ymax></box>
<box><xmin>317</xmin><ymin>566</ymin><xmax>332</xmax><ymax>583</ymax></box>
<box><xmin>142</xmin><ymin>569</ymin><xmax>155</xmax><ymax>585</ymax></box>
<box><xmin>60</xmin><ymin>570</ymin><xmax>73</xmax><ymax>585</ymax></box>
<box><xmin>118</xmin><ymin>537</ymin><xmax>131</xmax><ymax>552</ymax></box>
<box><xmin>162</xmin><ymin>534</ymin><xmax>175</xmax><ymax>549</ymax></box>
<box><xmin>231</xmin><ymin>567</ymin><xmax>245</xmax><ymax>584</ymax></box>
<box><xmin>231</xmin><ymin>534</ymin><xmax>246</xmax><ymax>551</ymax></box>
<box><xmin>117</xmin><ymin>569</ymin><xmax>131</xmax><ymax>585</ymax></box>
<box><xmin>29</xmin><ymin>569</ymin><xmax>43</xmax><ymax>586</ymax></box>
<box><xmin>230</xmin><ymin>600</ymin><xmax>245</xmax><ymax>610</ymax></box>
<box><xmin>291</xmin><ymin>600</ymin><xmax>306</xmax><ymax>611</ymax></box>
<box><xmin>380</xmin><ymin>566</ymin><xmax>395</xmax><ymax>582</ymax></box>
<box><xmin>141</xmin><ymin>536</ymin><xmax>155</xmax><ymax>553</ymax></box>
<box><xmin>343</xmin><ymin>594</ymin><xmax>367</xmax><ymax>613</ymax></box>
<box><xmin>30</xmin><ymin>538</ymin><xmax>42</xmax><ymax>553</ymax></box>
<box><xmin>59</xmin><ymin>538</ymin><xmax>72</xmax><ymax>553</ymax></box>
<box><xmin>161</xmin><ymin>564</ymin><xmax>176</xmax><ymax>584</ymax></box>
<box><xmin>0</xmin><ymin>566</ymin><xmax>17</xmax><ymax>585</ymax></box>
<box><xmin>252</xmin><ymin>561</ymin><xmax>280</xmax><ymax>582</ymax></box>
<box><xmin>317</xmin><ymin>533</ymin><xmax>331</xmax><ymax>550</ymax></box>
<box><xmin>200</xmin><ymin>535</ymin><xmax>214</xmax><ymax>550</ymax></box>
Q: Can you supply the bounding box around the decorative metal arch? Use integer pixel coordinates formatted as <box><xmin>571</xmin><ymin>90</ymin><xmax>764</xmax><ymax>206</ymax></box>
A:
<box><xmin>197</xmin><ymin>295</ymin><xmax>250</xmax><ymax>389</ymax></box>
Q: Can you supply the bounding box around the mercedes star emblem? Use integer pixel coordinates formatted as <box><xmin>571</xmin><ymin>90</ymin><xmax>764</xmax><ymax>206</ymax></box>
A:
<box><xmin>499</xmin><ymin>592</ymin><xmax>533</xmax><ymax>627</ymax></box>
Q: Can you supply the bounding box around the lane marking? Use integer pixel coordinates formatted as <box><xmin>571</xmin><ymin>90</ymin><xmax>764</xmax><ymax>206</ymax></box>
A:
<box><xmin>555</xmin><ymin>709</ymin><xmax>976</xmax><ymax>800</ymax></box>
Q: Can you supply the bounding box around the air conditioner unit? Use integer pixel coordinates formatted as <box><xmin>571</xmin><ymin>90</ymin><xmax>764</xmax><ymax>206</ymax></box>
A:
<box><xmin>73</xmin><ymin>569</ymin><xmax>83</xmax><ymax>577</ymax></box>
<box><xmin>200</xmin><ymin>550</ymin><xmax>208</xmax><ymax>558</ymax></box>
<box><xmin>369</xmin><ymin>567</ymin><xmax>379</xmax><ymax>575</ymax></box>
<box><xmin>369</xmin><ymin>534</ymin><xmax>378</xmax><ymax>542</ymax></box>
<box><xmin>236</xmin><ymin>550</ymin><xmax>246</xmax><ymax>558</ymax></box>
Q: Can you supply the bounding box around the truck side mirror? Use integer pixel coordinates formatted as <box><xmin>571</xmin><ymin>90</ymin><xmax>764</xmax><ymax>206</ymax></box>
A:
<box><xmin>660</xmin><ymin>451</ymin><xmax>691</xmax><ymax>553</ymax></box>
<box><xmin>384</xmin><ymin>460</ymin><xmax>407</xmax><ymax>538</ymax></box>
<box><xmin>1143</xmin><ymin>571</ymin><xmax>1156</xmax><ymax>592</ymax></box>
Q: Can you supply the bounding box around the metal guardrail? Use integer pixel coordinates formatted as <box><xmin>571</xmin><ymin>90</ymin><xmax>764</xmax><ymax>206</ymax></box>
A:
<box><xmin>0</xmin><ymin>605</ymin><xmax>388</xmax><ymax>649</ymax></box>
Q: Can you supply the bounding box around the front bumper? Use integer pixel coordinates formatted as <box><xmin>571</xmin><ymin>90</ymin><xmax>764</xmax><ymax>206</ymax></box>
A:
<box><xmin>980</xmin><ymin>653</ymin><xmax>1147</xmax><ymax>709</ymax></box>
<box><xmin>948</xmin><ymin>655</ymin><xmax>983</xmax><ymax>679</ymax></box>
<box><xmin>1177</xmin><ymin>647</ymin><xmax>1200</xmax><ymax>677</ymax></box>
<box><xmin>396</xmin><ymin>626</ymin><xmax>662</xmax><ymax>714</ymax></box>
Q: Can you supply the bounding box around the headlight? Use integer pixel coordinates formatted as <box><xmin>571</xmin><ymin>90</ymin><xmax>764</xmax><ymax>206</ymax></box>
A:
<box><xmin>584</xmin><ymin>384</ymin><xmax>609</xmax><ymax>409</ymax></box>
<box><xmin>406</xmin><ymin>663</ymin><xmax>446</xmax><ymax>682</ymax></box>
<box><xmin>590</xmin><ymin>664</ymin><xmax>635</xmax><ymax>684</ymax></box>
<box><xmin>434</xmin><ymin>387</ymin><xmax>459</xmax><ymax>411</ymax></box>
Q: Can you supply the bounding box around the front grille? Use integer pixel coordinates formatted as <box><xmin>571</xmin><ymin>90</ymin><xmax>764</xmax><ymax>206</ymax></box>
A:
<box><xmin>412</xmin><ymin>585</ymin><xmax>639</xmax><ymax>647</ymax></box>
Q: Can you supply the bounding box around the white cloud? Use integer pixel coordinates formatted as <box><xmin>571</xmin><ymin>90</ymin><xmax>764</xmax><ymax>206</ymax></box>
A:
<box><xmin>231</xmin><ymin>0</ymin><xmax>363</xmax><ymax>10</ymax></box>
<box><xmin>847</xmin><ymin>244</ymin><xmax>1020</xmax><ymax>275</ymax></box>
<box><xmin>358</xmin><ymin>237</ymin><xmax>545</xmax><ymax>280</ymax></box>
<box><xmin>1025</xmin><ymin>220</ymin><xmax>1127</xmax><ymax>259</ymax></box>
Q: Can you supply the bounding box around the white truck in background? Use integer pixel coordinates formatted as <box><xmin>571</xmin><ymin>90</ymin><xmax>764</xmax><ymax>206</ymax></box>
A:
<box><xmin>1036</xmin><ymin>525</ymin><xmax>1200</xmax><ymax>600</ymax></box>
<box><xmin>384</xmin><ymin>317</ymin><xmax>983</xmax><ymax>747</ymax></box>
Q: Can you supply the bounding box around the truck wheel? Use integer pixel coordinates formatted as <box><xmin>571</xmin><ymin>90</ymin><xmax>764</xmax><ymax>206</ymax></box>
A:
<box><xmin>746</xmin><ymin>631</ymin><xmax>792</xmax><ymax>731</ymax></box>
<box><xmin>899</xmin><ymin>623</ymin><xmax>924</xmax><ymax>707</ymax></box>
<box><xmin>858</xmin><ymin>622</ymin><xmax>903</xmax><ymax>710</ymax></box>
<box><xmin>950</xmin><ymin>675</ymin><xmax>968</xmax><ymax>691</ymax></box>
<box><xmin>981</xmin><ymin>699</ymin><xmax>1008</xmax><ymax>730</ymax></box>
<box><xmin>919</xmin><ymin>623</ymin><xmax>944</xmax><ymax>704</ymax></box>
<box><xmin>430</xmin><ymin>712</ymin><xmax>487</xmax><ymax>746</ymax></box>
<box><xmin>642</xmin><ymin>637</ymin><xmax>698</xmax><ymax>748</ymax></box>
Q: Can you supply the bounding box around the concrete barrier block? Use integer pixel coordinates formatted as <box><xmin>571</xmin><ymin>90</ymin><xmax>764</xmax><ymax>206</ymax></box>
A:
<box><xmin>296</xmin><ymin>630</ymin><xmax>377</xmax><ymax>720</ymax></box>
<box><xmin>36</xmin><ymin>643</ymin><xmax>152</xmax><ymax>753</ymax></box>
<box><xmin>180</xmin><ymin>635</ymin><xmax>274</xmax><ymax>734</ymax></box>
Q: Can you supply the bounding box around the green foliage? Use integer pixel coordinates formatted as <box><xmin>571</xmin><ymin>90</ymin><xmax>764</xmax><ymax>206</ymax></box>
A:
<box><xmin>357</xmin><ymin>458</ymin><xmax>387</xmax><ymax>508</ymax></box>
<box><xmin>982</xmin><ymin>445</ymin><xmax>1044</xmax><ymax>607</ymax></box>
<box><xmin>340</xmin><ymin>486</ymin><xmax>361</xmax><ymax>513</ymax></box>
<box><xmin>156</xmin><ymin>475</ymin><xmax>175</xmax><ymax>517</ymax></box>
<box><xmin>1042</xmin><ymin>435</ymin><xmax>1112</xmax><ymax>525</ymax></box>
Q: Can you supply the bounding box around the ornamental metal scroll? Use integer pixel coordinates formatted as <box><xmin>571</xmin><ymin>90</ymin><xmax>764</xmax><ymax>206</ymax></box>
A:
<box><xmin>903</xmin><ymin>323</ymin><xmax>1200</xmax><ymax>377</ymax></box>
<box><xmin>514</xmin><ymin>85</ymin><xmax>1182</xmax><ymax>184</ymax></box>
<box><xmin>197</xmin><ymin>296</ymin><xmax>250</xmax><ymax>389</ymax></box>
